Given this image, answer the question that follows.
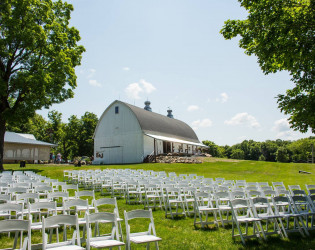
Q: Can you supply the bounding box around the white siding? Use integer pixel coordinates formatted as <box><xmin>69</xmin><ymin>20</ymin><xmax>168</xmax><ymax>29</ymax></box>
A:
<box><xmin>94</xmin><ymin>102</ymin><xmax>143</xmax><ymax>164</ymax></box>
<box><xmin>143</xmin><ymin>135</ymin><xmax>154</xmax><ymax>157</ymax></box>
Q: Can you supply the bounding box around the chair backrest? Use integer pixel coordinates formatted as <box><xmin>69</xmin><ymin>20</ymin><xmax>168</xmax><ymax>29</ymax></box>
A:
<box><xmin>260</xmin><ymin>186</ymin><xmax>273</xmax><ymax>191</ymax></box>
<box><xmin>247</xmin><ymin>190</ymin><xmax>263</xmax><ymax>198</ymax></box>
<box><xmin>0</xmin><ymin>219</ymin><xmax>31</xmax><ymax>250</ymax></box>
<box><xmin>34</xmin><ymin>186</ymin><xmax>53</xmax><ymax>193</ymax></box>
<box><xmin>292</xmin><ymin>190</ymin><xmax>306</xmax><ymax>196</ymax></box>
<box><xmin>48</xmin><ymin>191</ymin><xmax>69</xmax><ymax>199</ymax></box>
<box><xmin>306</xmin><ymin>184</ymin><xmax>315</xmax><ymax>195</ymax></box>
<box><xmin>63</xmin><ymin>198</ymin><xmax>89</xmax><ymax>213</ymax></box>
<box><xmin>42</xmin><ymin>214</ymin><xmax>81</xmax><ymax>248</ymax></box>
<box><xmin>263</xmin><ymin>190</ymin><xmax>276</xmax><ymax>197</ymax></box>
<box><xmin>230</xmin><ymin>199</ymin><xmax>252</xmax><ymax>217</ymax></box>
<box><xmin>230</xmin><ymin>191</ymin><xmax>246</xmax><ymax>200</ymax></box>
<box><xmin>16</xmin><ymin>193</ymin><xmax>39</xmax><ymax>204</ymax></box>
<box><xmin>0</xmin><ymin>203</ymin><xmax>24</xmax><ymax>218</ymax></box>
<box><xmin>28</xmin><ymin>201</ymin><xmax>57</xmax><ymax>214</ymax></box>
<box><xmin>62</xmin><ymin>184</ymin><xmax>79</xmax><ymax>192</ymax></box>
<box><xmin>7</xmin><ymin>187</ymin><xmax>28</xmax><ymax>195</ymax></box>
<box><xmin>272</xmin><ymin>182</ymin><xmax>285</xmax><ymax>188</ymax></box>
<box><xmin>0</xmin><ymin>194</ymin><xmax>11</xmax><ymax>203</ymax></box>
<box><xmin>75</xmin><ymin>190</ymin><xmax>95</xmax><ymax>199</ymax></box>
<box><xmin>214</xmin><ymin>191</ymin><xmax>229</xmax><ymax>199</ymax></box>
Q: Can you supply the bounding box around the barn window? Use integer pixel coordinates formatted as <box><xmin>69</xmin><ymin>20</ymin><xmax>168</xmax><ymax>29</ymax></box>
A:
<box><xmin>115</xmin><ymin>106</ymin><xmax>119</xmax><ymax>114</ymax></box>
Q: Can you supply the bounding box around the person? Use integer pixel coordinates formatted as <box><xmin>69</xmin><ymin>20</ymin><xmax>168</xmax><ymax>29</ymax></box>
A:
<box><xmin>57</xmin><ymin>153</ymin><xmax>62</xmax><ymax>164</ymax></box>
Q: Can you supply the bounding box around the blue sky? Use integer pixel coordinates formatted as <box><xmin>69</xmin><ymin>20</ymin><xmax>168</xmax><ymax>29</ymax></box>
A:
<box><xmin>38</xmin><ymin>0</ymin><xmax>314</xmax><ymax>145</ymax></box>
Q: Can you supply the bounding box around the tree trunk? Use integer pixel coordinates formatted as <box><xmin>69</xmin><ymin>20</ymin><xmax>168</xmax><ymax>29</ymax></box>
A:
<box><xmin>0</xmin><ymin>116</ymin><xmax>6</xmax><ymax>171</ymax></box>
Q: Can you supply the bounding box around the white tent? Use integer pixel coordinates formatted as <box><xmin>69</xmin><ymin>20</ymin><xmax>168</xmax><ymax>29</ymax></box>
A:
<box><xmin>4</xmin><ymin>132</ymin><xmax>55</xmax><ymax>163</ymax></box>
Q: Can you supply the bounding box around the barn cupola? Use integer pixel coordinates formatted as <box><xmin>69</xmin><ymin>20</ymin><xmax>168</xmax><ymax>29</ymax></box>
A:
<box><xmin>144</xmin><ymin>100</ymin><xmax>152</xmax><ymax>112</ymax></box>
<box><xmin>167</xmin><ymin>108</ymin><xmax>174</xmax><ymax>118</ymax></box>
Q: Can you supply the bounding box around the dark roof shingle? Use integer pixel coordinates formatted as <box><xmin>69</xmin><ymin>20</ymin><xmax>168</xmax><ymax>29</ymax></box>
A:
<box><xmin>123</xmin><ymin>102</ymin><xmax>200</xmax><ymax>143</ymax></box>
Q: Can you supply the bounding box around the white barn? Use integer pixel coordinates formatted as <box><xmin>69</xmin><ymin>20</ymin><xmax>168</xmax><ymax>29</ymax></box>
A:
<box><xmin>93</xmin><ymin>100</ymin><xmax>207</xmax><ymax>164</ymax></box>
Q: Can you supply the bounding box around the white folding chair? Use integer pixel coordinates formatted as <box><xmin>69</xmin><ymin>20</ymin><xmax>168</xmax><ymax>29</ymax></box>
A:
<box><xmin>144</xmin><ymin>184</ymin><xmax>163</xmax><ymax>211</ymax></box>
<box><xmin>250</xmin><ymin>197</ymin><xmax>285</xmax><ymax>239</ymax></box>
<box><xmin>213</xmin><ymin>191</ymin><xmax>232</xmax><ymax>227</ymax></box>
<box><xmin>124</xmin><ymin>209</ymin><xmax>161</xmax><ymax>250</ymax></box>
<box><xmin>48</xmin><ymin>192</ymin><xmax>69</xmax><ymax>212</ymax></box>
<box><xmin>125</xmin><ymin>181</ymin><xmax>143</xmax><ymax>205</ymax></box>
<box><xmin>306</xmin><ymin>184</ymin><xmax>315</xmax><ymax>195</ymax></box>
<box><xmin>164</xmin><ymin>188</ymin><xmax>186</xmax><ymax>219</ymax></box>
<box><xmin>0</xmin><ymin>219</ymin><xmax>31</xmax><ymax>250</ymax></box>
<box><xmin>182</xmin><ymin>187</ymin><xmax>197</xmax><ymax>216</ymax></box>
<box><xmin>291</xmin><ymin>196</ymin><xmax>315</xmax><ymax>231</ymax></box>
<box><xmin>62</xmin><ymin>184</ymin><xmax>79</xmax><ymax>200</ymax></box>
<box><xmin>288</xmin><ymin>185</ymin><xmax>301</xmax><ymax>195</ymax></box>
<box><xmin>230</xmin><ymin>199</ymin><xmax>264</xmax><ymax>245</ymax></box>
<box><xmin>272</xmin><ymin>196</ymin><xmax>308</xmax><ymax>237</ymax></box>
<box><xmin>42</xmin><ymin>214</ymin><xmax>84</xmax><ymax>250</ymax></box>
<box><xmin>193</xmin><ymin>192</ymin><xmax>219</xmax><ymax>229</ymax></box>
<box><xmin>93</xmin><ymin>198</ymin><xmax>124</xmax><ymax>241</ymax></box>
<box><xmin>28</xmin><ymin>201</ymin><xmax>57</xmax><ymax>230</ymax></box>
<box><xmin>75</xmin><ymin>191</ymin><xmax>95</xmax><ymax>211</ymax></box>
<box><xmin>85</xmin><ymin>212</ymin><xmax>125</xmax><ymax>250</ymax></box>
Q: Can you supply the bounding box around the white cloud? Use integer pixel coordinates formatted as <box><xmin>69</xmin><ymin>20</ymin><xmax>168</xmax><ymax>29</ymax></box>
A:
<box><xmin>139</xmin><ymin>79</ymin><xmax>156</xmax><ymax>94</ymax></box>
<box><xmin>125</xmin><ymin>79</ymin><xmax>156</xmax><ymax>100</ymax></box>
<box><xmin>224</xmin><ymin>112</ymin><xmax>260</xmax><ymax>128</ymax></box>
<box><xmin>87</xmin><ymin>69</ymin><xmax>96</xmax><ymax>78</ymax></box>
<box><xmin>125</xmin><ymin>83</ymin><xmax>143</xmax><ymax>99</ymax></box>
<box><xmin>187</xmin><ymin>105</ymin><xmax>200</xmax><ymax>112</ymax></box>
<box><xmin>89</xmin><ymin>79</ymin><xmax>101</xmax><ymax>87</ymax></box>
<box><xmin>192</xmin><ymin>118</ymin><xmax>213</xmax><ymax>130</ymax></box>
<box><xmin>272</xmin><ymin>118</ymin><xmax>296</xmax><ymax>139</ymax></box>
<box><xmin>216</xmin><ymin>92</ymin><xmax>229</xmax><ymax>103</ymax></box>
<box><xmin>123</xmin><ymin>67</ymin><xmax>130</xmax><ymax>71</ymax></box>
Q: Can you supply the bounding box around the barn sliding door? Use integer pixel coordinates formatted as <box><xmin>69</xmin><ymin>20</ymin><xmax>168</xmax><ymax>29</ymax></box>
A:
<box><xmin>103</xmin><ymin>147</ymin><xmax>123</xmax><ymax>164</ymax></box>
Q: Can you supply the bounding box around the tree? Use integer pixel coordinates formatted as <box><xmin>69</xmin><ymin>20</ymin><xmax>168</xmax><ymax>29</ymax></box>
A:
<box><xmin>230</xmin><ymin>149</ymin><xmax>245</xmax><ymax>160</ymax></box>
<box><xmin>221</xmin><ymin>0</ymin><xmax>315</xmax><ymax>133</ymax></box>
<box><xmin>276</xmin><ymin>146</ymin><xmax>290</xmax><ymax>163</ymax></box>
<box><xmin>0</xmin><ymin>0</ymin><xmax>85</xmax><ymax>170</ymax></box>
<box><xmin>7</xmin><ymin>113</ymin><xmax>48</xmax><ymax>141</ymax></box>
<box><xmin>78</xmin><ymin>112</ymin><xmax>98</xmax><ymax>157</ymax></box>
<box><xmin>202</xmin><ymin>140</ymin><xmax>225</xmax><ymax>158</ymax></box>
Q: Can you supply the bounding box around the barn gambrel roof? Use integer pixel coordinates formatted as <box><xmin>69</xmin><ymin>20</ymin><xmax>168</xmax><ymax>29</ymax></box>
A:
<box><xmin>124</xmin><ymin>102</ymin><xmax>200</xmax><ymax>143</ymax></box>
<box><xmin>95</xmin><ymin>100</ymin><xmax>201</xmax><ymax>143</ymax></box>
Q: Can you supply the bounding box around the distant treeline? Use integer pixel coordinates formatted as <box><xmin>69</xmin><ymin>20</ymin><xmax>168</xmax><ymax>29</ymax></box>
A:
<box><xmin>202</xmin><ymin>138</ymin><xmax>315</xmax><ymax>163</ymax></box>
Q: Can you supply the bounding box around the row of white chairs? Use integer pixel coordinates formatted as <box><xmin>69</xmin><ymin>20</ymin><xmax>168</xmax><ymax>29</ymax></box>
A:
<box><xmin>193</xmin><ymin>191</ymin><xmax>315</xmax><ymax>245</ymax></box>
<box><xmin>0</xmin><ymin>209</ymin><xmax>161</xmax><ymax>250</ymax></box>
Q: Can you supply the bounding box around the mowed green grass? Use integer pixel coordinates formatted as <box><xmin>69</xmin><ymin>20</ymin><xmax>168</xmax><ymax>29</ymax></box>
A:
<box><xmin>1</xmin><ymin>159</ymin><xmax>315</xmax><ymax>249</ymax></box>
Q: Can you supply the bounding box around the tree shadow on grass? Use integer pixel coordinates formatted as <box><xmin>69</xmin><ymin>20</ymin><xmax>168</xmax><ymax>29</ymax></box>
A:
<box><xmin>193</xmin><ymin>225</ymin><xmax>219</xmax><ymax>232</ymax></box>
<box><xmin>232</xmin><ymin>231</ymin><xmax>315</xmax><ymax>249</ymax></box>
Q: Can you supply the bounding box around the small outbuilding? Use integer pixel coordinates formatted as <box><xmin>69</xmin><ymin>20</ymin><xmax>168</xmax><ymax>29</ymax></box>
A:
<box><xmin>4</xmin><ymin>132</ymin><xmax>55</xmax><ymax>163</ymax></box>
<box><xmin>93</xmin><ymin>100</ymin><xmax>207</xmax><ymax>164</ymax></box>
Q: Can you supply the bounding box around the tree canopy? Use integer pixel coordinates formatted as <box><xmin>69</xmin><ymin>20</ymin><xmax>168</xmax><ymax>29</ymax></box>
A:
<box><xmin>220</xmin><ymin>0</ymin><xmax>315</xmax><ymax>133</ymax></box>
<box><xmin>0</xmin><ymin>0</ymin><xmax>85</xmax><ymax>169</ymax></box>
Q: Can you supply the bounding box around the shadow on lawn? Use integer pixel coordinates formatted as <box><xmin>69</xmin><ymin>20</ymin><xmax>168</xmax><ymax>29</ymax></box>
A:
<box><xmin>232</xmin><ymin>231</ymin><xmax>315</xmax><ymax>249</ymax></box>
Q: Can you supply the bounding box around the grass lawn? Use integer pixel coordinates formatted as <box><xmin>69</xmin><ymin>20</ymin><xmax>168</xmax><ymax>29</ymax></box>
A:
<box><xmin>1</xmin><ymin>158</ymin><xmax>315</xmax><ymax>249</ymax></box>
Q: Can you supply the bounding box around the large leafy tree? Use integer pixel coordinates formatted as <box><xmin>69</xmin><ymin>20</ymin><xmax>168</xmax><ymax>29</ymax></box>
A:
<box><xmin>0</xmin><ymin>0</ymin><xmax>85</xmax><ymax>170</ymax></box>
<box><xmin>221</xmin><ymin>0</ymin><xmax>314</xmax><ymax>133</ymax></box>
